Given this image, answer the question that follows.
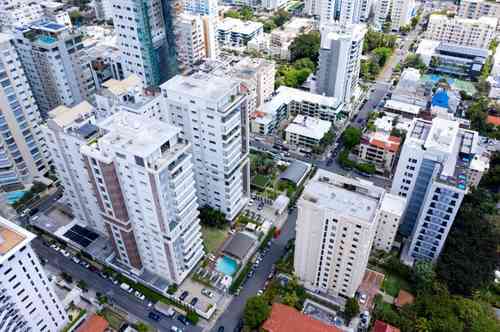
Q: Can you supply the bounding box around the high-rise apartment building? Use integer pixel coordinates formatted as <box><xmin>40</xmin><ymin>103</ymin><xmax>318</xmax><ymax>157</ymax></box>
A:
<box><xmin>391</xmin><ymin>118</ymin><xmax>485</xmax><ymax>263</ymax></box>
<box><xmin>374</xmin><ymin>0</ymin><xmax>415</xmax><ymax>32</ymax></box>
<box><xmin>80</xmin><ymin>111</ymin><xmax>204</xmax><ymax>284</ymax></box>
<box><xmin>425</xmin><ymin>14</ymin><xmax>497</xmax><ymax>48</ymax></box>
<box><xmin>317</xmin><ymin>23</ymin><xmax>366</xmax><ymax>104</ymax></box>
<box><xmin>183</xmin><ymin>0</ymin><xmax>218</xmax><ymax>59</ymax></box>
<box><xmin>0</xmin><ymin>216</ymin><xmax>68</xmax><ymax>331</ymax></box>
<box><xmin>0</xmin><ymin>0</ymin><xmax>43</xmax><ymax>31</ymax></box>
<box><xmin>175</xmin><ymin>13</ymin><xmax>206</xmax><ymax>73</ymax></box>
<box><xmin>360</xmin><ymin>0</ymin><xmax>373</xmax><ymax>22</ymax></box>
<box><xmin>42</xmin><ymin>101</ymin><xmax>106</xmax><ymax>234</ymax></box>
<box><xmin>0</xmin><ymin>33</ymin><xmax>49</xmax><ymax>187</ymax></box>
<box><xmin>111</xmin><ymin>0</ymin><xmax>179</xmax><ymax>86</ymax></box>
<box><xmin>184</xmin><ymin>0</ymin><xmax>218</xmax><ymax>16</ymax></box>
<box><xmin>161</xmin><ymin>73</ymin><xmax>250</xmax><ymax>221</ymax></box>
<box><xmin>14</xmin><ymin>21</ymin><xmax>96</xmax><ymax>118</ymax></box>
<box><xmin>318</xmin><ymin>0</ymin><xmax>363</xmax><ymax>24</ymax></box>
<box><xmin>374</xmin><ymin>193</ymin><xmax>406</xmax><ymax>252</ymax></box>
<box><xmin>294</xmin><ymin>170</ymin><xmax>391</xmax><ymax>298</ymax></box>
<box><xmin>458</xmin><ymin>0</ymin><xmax>500</xmax><ymax>21</ymax></box>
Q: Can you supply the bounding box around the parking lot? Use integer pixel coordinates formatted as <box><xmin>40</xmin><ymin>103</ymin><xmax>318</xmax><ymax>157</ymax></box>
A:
<box><xmin>174</xmin><ymin>278</ymin><xmax>222</xmax><ymax>313</ymax></box>
<box><xmin>302</xmin><ymin>299</ymin><xmax>339</xmax><ymax>327</ymax></box>
<box><xmin>357</xmin><ymin>269</ymin><xmax>385</xmax><ymax>310</ymax></box>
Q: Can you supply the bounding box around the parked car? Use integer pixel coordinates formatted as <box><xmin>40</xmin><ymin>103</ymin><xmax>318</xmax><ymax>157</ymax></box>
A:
<box><xmin>359</xmin><ymin>293</ymin><xmax>367</xmax><ymax>304</ymax></box>
<box><xmin>60</xmin><ymin>249</ymin><xmax>70</xmax><ymax>257</ymax></box>
<box><xmin>179</xmin><ymin>291</ymin><xmax>189</xmax><ymax>301</ymax></box>
<box><xmin>170</xmin><ymin>326</ymin><xmax>183</xmax><ymax>332</ymax></box>
<box><xmin>177</xmin><ymin>315</ymin><xmax>190</xmax><ymax>326</ymax></box>
<box><xmin>50</xmin><ymin>244</ymin><xmax>60</xmax><ymax>252</ymax></box>
<box><xmin>201</xmin><ymin>288</ymin><xmax>214</xmax><ymax>298</ymax></box>
<box><xmin>80</xmin><ymin>261</ymin><xmax>90</xmax><ymax>269</ymax></box>
<box><xmin>148</xmin><ymin>311</ymin><xmax>161</xmax><ymax>321</ymax></box>
<box><xmin>120</xmin><ymin>283</ymin><xmax>131</xmax><ymax>292</ymax></box>
<box><xmin>190</xmin><ymin>297</ymin><xmax>198</xmax><ymax>307</ymax></box>
<box><xmin>218</xmin><ymin>327</ymin><xmax>225</xmax><ymax>332</ymax></box>
<box><xmin>71</xmin><ymin>257</ymin><xmax>80</xmax><ymax>264</ymax></box>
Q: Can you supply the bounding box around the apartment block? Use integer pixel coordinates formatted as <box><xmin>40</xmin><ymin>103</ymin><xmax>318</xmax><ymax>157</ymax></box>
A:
<box><xmin>184</xmin><ymin>0</ymin><xmax>218</xmax><ymax>16</ymax></box>
<box><xmin>355</xmin><ymin>132</ymin><xmax>401</xmax><ymax>174</ymax></box>
<box><xmin>294</xmin><ymin>170</ymin><xmax>389</xmax><ymax>298</ymax></box>
<box><xmin>111</xmin><ymin>0</ymin><xmax>178</xmax><ymax>86</ymax></box>
<box><xmin>374</xmin><ymin>193</ymin><xmax>406</xmax><ymax>252</ymax></box>
<box><xmin>0</xmin><ymin>216</ymin><xmax>68</xmax><ymax>331</ymax></box>
<box><xmin>0</xmin><ymin>0</ymin><xmax>43</xmax><ymax>31</ymax></box>
<box><xmin>374</xmin><ymin>0</ymin><xmax>415</xmax><ymax>32</ymax></box>
<box><xmin>14</xmin><ymin>21</ymin><xmax>96</xmax><ymax>118</ymax></box>
<box><xmin>42</xmin><ymin>101</ymin><xmax>106</xmax><ymax>234</ymax></box>
<box><xmin>161</xmin><ymin>73</ymin><xmax>250</xmax><ymax>221</ymax></box>
<box><xmin>175</xmin><ymin>13</ymin><xmax>206</xmax><ymax>73</ymax></box>
<box><xmin>318</xmin><ymin>0</ymin><xmax>363</xmax><ymax>25</ymax></box>
<box><xmin>285</xmin><ymin>115</ymin><xmax>331</xmax><ymax>149</ymax></box>
<box><xmin>317</xmin><ymin>23</ymin><xmax>366</xmax><ymax>104</ymax></box>
<box><xmin>80</xmin><ymin>111</ymin><xmax>204</xmax><ymax>284</ymax></box>
<box><xmin>217</xmin><ymin>18</ymin><xmax>263</xmax><ymax>48</ymax></box>
<box><xmin>391</xmin><ymin>118</ymin><xmax>485</xmax><ymax>263</ymax></box>
<box><xmin>425</xmin><ymin>14</ymin><xmax>497</xmax><ymax>48</ymax></box>
<box><xmin>94</xmin><ymin>75</ymin><xmax>164</xmax><ymax>120</ymax></box>
<box><xmin>458</xmin><ymin>0</ymin><xmax>500</xmax><ymax>21</ymax></box>
<box><xmin>0</xmin><ymin>33</ymin><xmax>49</xmax><ymax>187</ymax></box>
<box><xmin>40</xmin><ymin>1</ymin><xmax>72</xmax><ymax>27</ymax></box>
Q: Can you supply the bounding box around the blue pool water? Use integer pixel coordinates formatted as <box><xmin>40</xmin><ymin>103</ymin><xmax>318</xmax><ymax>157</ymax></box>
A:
<box><xmin>5</xmin><ymin>191</ymin><xmax>26</xmax><ymax>204</ymax></box>
<box><xmin>216</xmin><ymin>256</ymin><xmax>238</xmax><ymax>276</ymax></box>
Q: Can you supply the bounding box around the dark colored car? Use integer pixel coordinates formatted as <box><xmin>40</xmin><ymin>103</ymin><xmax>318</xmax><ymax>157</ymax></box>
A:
<box><xmin>190</xmin><ymin>297</ymin><xmax>198</xmax><ymax>307</ymax></box>
<box><xmin>179</xmin><ymin>291</ymin><xmax>189</xmax><ymax>301</ymax></box>
<box><xmin>148</xmin><ymin>311</ymin><xmax>161</xmax><ymax>321</ymax></box>
<box><xmin>177</xmin><ymin>315</ymin><xmax>190</xmax><ymax>326</ymax></box>
<box><xmin>234</xmin><ymin>319</ymin><xmax>244</xmax><ymax>332</ymax></box>
<box><xmin>218</xmin><ymin>327</ymin><xmax>225</xmax><ymax>332</ymax></box>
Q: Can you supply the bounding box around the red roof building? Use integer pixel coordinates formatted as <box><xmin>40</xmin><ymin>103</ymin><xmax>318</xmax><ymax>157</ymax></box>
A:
<box><xmin>262</xmin><ymin>303</ymin><xmax>341</xmax><ymax>332</ymax></box>
<box><xmin>76</xmin><ymin>314</ymin><xmax>109</xmax><ymax>332</ymax></box>
<box><xmin>487</xmin><ymin>115</ymin><xmax>500</xmax><ymax>126</ymax></box>
<box><xmin>373</xmin><ymin>320</ymin><xmax>400</xmax><ymax>332</ymax></box>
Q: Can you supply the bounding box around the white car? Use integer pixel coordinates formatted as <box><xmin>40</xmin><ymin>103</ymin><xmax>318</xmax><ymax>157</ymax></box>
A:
<box><xmin>50</xmin><ymin>244</ymin><xmax>60</xmax><ymax>252</ymax></box>
<box><xmin>60</xmin><ymin>249</ymin><xmax>70</xmax><ymax>257</ymax></box>
<box><xmin>201</xmin><ymin>288</ymin><xmax>214</xmax><ymax>298</ymax></box>
<box><xmin>72</xmin><ymin>257</ymin><xmax>80</xmax><ymax>264</ymax></box>
<box><xmin>359</xmin><ymin>293</ymin><xmax>367</xmax><ymax>304</ymax></box>
<box><xmin>171</xmin><ymin>326</ymin><xmax>183</xmax><ymax>332</ymax></box>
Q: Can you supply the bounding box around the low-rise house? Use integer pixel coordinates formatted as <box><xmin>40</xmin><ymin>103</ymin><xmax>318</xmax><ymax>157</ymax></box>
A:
<box><xmin>285</xmin><ymin>115</ymin><xmax>332</xmax><ymax>149</ymax></box>
<box><xmin>355</xmin><ymin>132</ymin><xmax>401</xmax><ymax>173</ymax></box>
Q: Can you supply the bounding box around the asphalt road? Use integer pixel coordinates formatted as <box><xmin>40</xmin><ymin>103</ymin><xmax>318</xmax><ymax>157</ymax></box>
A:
<box><xmin>212</xmin><ymin>209</ymin><xmax>298</xmax><ymax>331</ymax></box>
<box><xmin>32</xmin><ymin>239</ymin><xmax>202</xmax><ymax>332</ymax></box>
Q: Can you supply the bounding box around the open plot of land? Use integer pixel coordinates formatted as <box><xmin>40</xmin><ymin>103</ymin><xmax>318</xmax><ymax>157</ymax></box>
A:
<box><xmin>201</xmin><ymin>226</ymin><xmax>228</xmax><ymax>254</ymax></box>
<box><xmin>101</xmin><ymin>307</ymin><xmax>125</xmax><ymax>330</ymax></box>
<box><xmin>358</xmin><ymin>270</ymin><xmax>384</xmax><ymax>309</ymax></box>
<box><xmin>253</xmin><ymin>174</ymin><xmax>272</xmax><ymax>188</ymax></box>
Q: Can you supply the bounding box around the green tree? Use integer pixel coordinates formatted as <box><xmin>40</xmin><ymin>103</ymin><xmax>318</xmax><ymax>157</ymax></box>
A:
<box><xmin>282</xmin><ymin>292</ymin><xmax>300</xmax><ymax>308</ymax></box>
<box><xmin>293</xmin><ymin>58</ymin><xmax>316</xmax><ymax>71</ymax></box>
<box><xmin>135</xmin><ymin>323</ymin><xmax>149</xmax><ymax>332</ymax></box>
<box><xmin>404</xmin><ymin>53</ymin><xmax>427</xmax><ymax>72</ymax></box>
<box><xmin>413</xmin><ymin>261</ymin><xmax>435</xmax><ymax>293</ymax></box>
<box><xmin>76</xmin><ymin>280</ymin><xmax>87</xmax><ymax>291</ymax></box>
<box><xmin>224</xmin><ymin>10</ymin><xmax>240</xmax><ymax>19</ymax></box>
<box><xmin>186</xmin><ymin>310</ymin><xmax>199</xmax><ymax>324</ymax></box>
<box><xmin>344</xmin><ymin>297</ymin><xmax>360</xmax><ymax>324</ymax></box>
<box><xmin>373</xmin><ymin>47</ymin><xmax>392</xmax><ymax>66</ymax></box>
<box><xmin>198</xmin><ymin>205</ymin><xmax>227</xmax><ymax>228</ymax></box>
<box><xmin>437</xmin><ymin>188</ymin><xmax>499</xmax><ymax>296</ymax></box>
<box><xmin>272</xmin><ymin>9</ymin><xmax>290</xmax><ymax>27</ymax></box>
<box><xmin>243</xmin><ymin>296</ymin><xmax>271</xmax><ymax>329</ymax></box>
<box><xmin>342</xmin><ymin>126</ymin><xmax>362</xmax><ymax>149</ymax></box>
<box><xmin>356</xmin><ymin>162</ymin><xmax>376</xmax><ymax>174</ymax></box>
<box><xmin>240</xmin><ymin>6</ymin><xmax>254</xmax><ymax>20</ymax></box>
<box><xmin>289</xmin><ymin>32</ymin><xmax>321</xmax><ymax>63</ymax></box>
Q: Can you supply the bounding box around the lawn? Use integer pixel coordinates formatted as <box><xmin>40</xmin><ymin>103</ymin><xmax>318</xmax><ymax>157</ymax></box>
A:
<box><xmin>253</xmin><ymin>174</ymin><xmax>271</xmax><ymax>188</ymax></box>
<box><xmin>382</xmin><ymin>275</ymin><xmax>401</xmax><ymax>297</ymax></box>
<box><xmin>201</xmin><ymin>226</ymin><xmax>228</xmax><ymax>253</ymax></box>
<box><xmin>101</xmin><ymin>308</ymin><xmax>125</xmax><ymax>330</ymax></box>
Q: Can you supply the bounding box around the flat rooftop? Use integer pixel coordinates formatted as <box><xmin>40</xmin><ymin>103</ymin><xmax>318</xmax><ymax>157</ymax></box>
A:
<box><xmin>218</xmin><ymin>17</ymin><xmax>263</xmax><ymax>35</ymax></box>
<box><xmin>102</xmin><ymin>75</ymin><xmax>143</xmax><ymax>96</ymax></box>
<box><xmin>301</xmin><ymin>170</ymin><xmax>379</xmax><ymax>223</ymax></box>
<box><xmin>380</xmin><ymin>193</ymin><xmax>406</xmax><ymax>217</ymax></box>
<box><xmin>161</xmin><ymin>73</ymin><xmax>240</xmax><ymax>102</ymax></box>
<box><xmin>97</xmin><ymin>111</ymin><xmax>181</xmax><ymax>158</ymax></box>
<box><xmin>285</xmin><ymin>115</ymin><xmax>331</xmax><ymax>140</ymax></box>
<box><xmin>49</xmin><ymin>101</ymin><xmax>94</xmax><ymax>128</ymax></box>
<box><xmin>0</xmin><ymin>216</ymin><xmax>34</xmax><ymax>263</ymax></box>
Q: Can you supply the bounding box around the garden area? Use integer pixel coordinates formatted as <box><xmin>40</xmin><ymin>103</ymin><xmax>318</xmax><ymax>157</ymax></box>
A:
<box><xmin>360</xmin><ymin>29</ymin><xmax>398</xmax><ymax>81</ymax></box>
<box><xmin>250</xmin><ymin>151</ymin><xmax>294</xmax><ymax>199</ymax></box>
<box><xmin>337</xmin><ymin>126</ymin><xmax>376</xmax><ymax>174</ymax></box>
<box><xmin>201</xmin><ymin>225</ymin><xmax>228</xmax><ymax>254</ymax></box>
<box><xmin>100</xmin><ymin>307</ymin><xmax>125</xmax><ymax>330</ymax></box>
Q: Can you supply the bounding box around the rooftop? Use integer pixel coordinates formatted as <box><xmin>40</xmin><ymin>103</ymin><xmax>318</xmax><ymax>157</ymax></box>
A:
<box><xmin>96</xmin><ymin>111</ymin><xmax>182</xmax><ymax>158</ymax></box>
<box><xmin>0</xmin><ymin>216</ymin><xmax>35</xmax><ymax>263</ymax></box>
<box><xmin>384</xmin><ymin>99</ymin><xmax>421</xmax><ymax>115</ymax></box>
<box><xmin>301</xmin><ymin>170</ymin><xmax>380</xmax><ymax>223</ymax></box>
<box><xmin>279</xmin><ymin>160</ymin><xmax>311</xmax><ymax>185</ymax></box>
<box><xmin>262</xmin><ymin>303</ymin><xmax>341</xmax><ymax>332</ymax></box>
<box><xmin>161</xmin><ymin>73</ymin><xmax>241</xmax><ymax>104</ymax></box>
<box><xmin>102</xmin><ymin>75</ymin><xmax>143</xmax><ymax>96</ymax></box>
<box><xmin>49</xmin><ymin>101</ymin><xmax>94</xmax><ymax>128</ymax></box>
<box><xmin>222</xmin><ymin>232</ymin><xmax>256</xmax><ymax>260</ymax></box>
<box><xmin>380</xmin><ymin>193</ymin><xmax>406</xmax><ymax>217</ymax></box>
<box><xmin>218</xmin><ymin>17</ymin><xmax>263</xmax><ymax>35</ymax></box>
<box><xmin>285</xmin><ymin>115</ymin><xmax>332</xmax><ymax>140</ymax></box>
<box><xmin>373</xmin><ymin>320</ymin><xmax>401</xmax><ymax>332</ymax></box>
<box><xmin>75</xmin><ymin>314</ymin><xmax>109</xmax><ymax>332</ymax></box>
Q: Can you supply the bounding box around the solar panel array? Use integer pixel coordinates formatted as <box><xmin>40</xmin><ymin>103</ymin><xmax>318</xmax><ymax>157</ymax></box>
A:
<box><xmin>63</xmin><ymin>225</ymin><xmax>98</xmax><ymax>248</ymax></box>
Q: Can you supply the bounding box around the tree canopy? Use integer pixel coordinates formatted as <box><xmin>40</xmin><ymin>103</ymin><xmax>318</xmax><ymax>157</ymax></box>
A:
<box><xmin>342</xmin><ymin>126</ymin><xmax>362</xmax><ymax>149</ymax></box>
<box><xmin>289</xmin><ymin>32</ymin><xmax>321</xmax><ymax>63</ymax></box>
<box><xmin>344</xmin><ymin>297</ymin><xmax>360</xmax><ymax>324</ymax></box>
<box><xmin>243</xmin><ymin>296</ymin><xmax>271</xmax><ymax>329</ymax></box>
<box><xmin>198</xmin><ymin>205</ymin><xmax>227</xmax><ymax>228</ymax></box>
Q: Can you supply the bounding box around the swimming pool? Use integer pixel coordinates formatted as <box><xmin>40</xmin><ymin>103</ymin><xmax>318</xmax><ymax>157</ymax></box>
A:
<box><xmin>5</xmin><ymin>190</ymin><xmax>26</xmax><ymax>204</ymax></box>
<box><xmin>216</xmin><ymin>255</ymin><xmax>239</xmax><ymax>276</ymax></box>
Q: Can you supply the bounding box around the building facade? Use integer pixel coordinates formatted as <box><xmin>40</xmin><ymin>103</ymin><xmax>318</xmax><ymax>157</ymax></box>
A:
<box><xmin>111</xmin><ymin>0</ymin><xmax>179</xmax><ymax>86</ymax></box>
<box><xmin>355</xmin><ymin>132</ymin><xmax>401</xmax><ymax>174</ymax></box>
<box><xmin>42</xmin><ymin>102</ymin><xmax>106</xmax><ymax>234</ymax></box>
<box><xmin>0</xmin><ymin>0</ymin><xmax>43</xmax><ymax>31</ymax></box>
<box><xmin>457</xmin><ymin>0</ymin><xmax>500</xmax><ymax>21</ymax></box>
<box><xmin>391</xmin><ymin>118</ymin><xmax>483</xmax><ymax>263</ymax></box>
<box><xmin>374</xmin><ymin>0</ymin><xmax>415</xmax><ymax>32</ymax></box>
<box><xmin>0</xmin><ymin>33</ymin><xmax>49</xmax><ymax>187</ymax></box>
<box><xmin>317</xmin><ymin>23</ymin><xmax>366</xmax><ymax>104</ymax></box>
<box><xmin>285</xmin><ymin>115</ymin><xmax>332</xmax><ymax>149</ymax></box>
<box><xmin>175</xmin><ymin>13</ymin><xmax>206</xmax><ymax>73</ymax></box>
<box><xmin>161</xmin><ymin>73</ymin><xmax>250</xmax><ymax>221</ymax></box>
<box><xmin>294</xmin><ymin>170</ymin><xmax>383</xmax><ymax>298</ymax></box>
<box><xmin>425</xmin><ymin>14</ymin><xmax>497</xmax><ymax>48</ymax></box>
<box><xmin>0</xmin><ymin>216</ymin><xmax>68</xmax><ymax>331</ymax></box>
<box><xmin>80</xmin><ymin>111</ymin><xmax>204</xmax><ymax>284</ymax></box>
<box><xmin>374</xmin><ymin>193</ymin><xmax>405</xmax><ymax>252</ymax></box>
<box><xmin>217</xmin><ymin>17</ymin><xmax>263</xmax><ymax>49</ymax></box>
<box><xmin>14</xmin><ymin>21</ymin><xmax>96</xmax><ymax>118</ymax></box>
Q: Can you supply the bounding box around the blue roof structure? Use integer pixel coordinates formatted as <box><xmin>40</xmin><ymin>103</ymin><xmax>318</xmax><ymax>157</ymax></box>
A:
<box><xmin>432</xmin><ymin>90</ymin><xmax>449</xmax><ymax>108</ymax></box>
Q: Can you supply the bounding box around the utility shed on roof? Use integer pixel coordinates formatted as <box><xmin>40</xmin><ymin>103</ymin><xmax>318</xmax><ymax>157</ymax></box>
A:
<box><xmin>279</xmin><ymin>160</ymin><xmax>311</xmax><ymax>186</ymax></box>
<box><xmin>222</xmin><ymin>232</ymin><xmax>256</xmax><ymax>260</ymax></box>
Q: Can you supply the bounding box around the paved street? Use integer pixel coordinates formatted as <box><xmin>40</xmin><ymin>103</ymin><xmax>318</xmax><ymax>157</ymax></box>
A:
<box><xmin>212</xmin><ymin>210</ymin><xmax>298</xmax><ymax>331</ymax></box>
<box><xmin>32</xmin><ymin>239</ymin><xmax>202</xmax><ymax>332</ymax></box>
